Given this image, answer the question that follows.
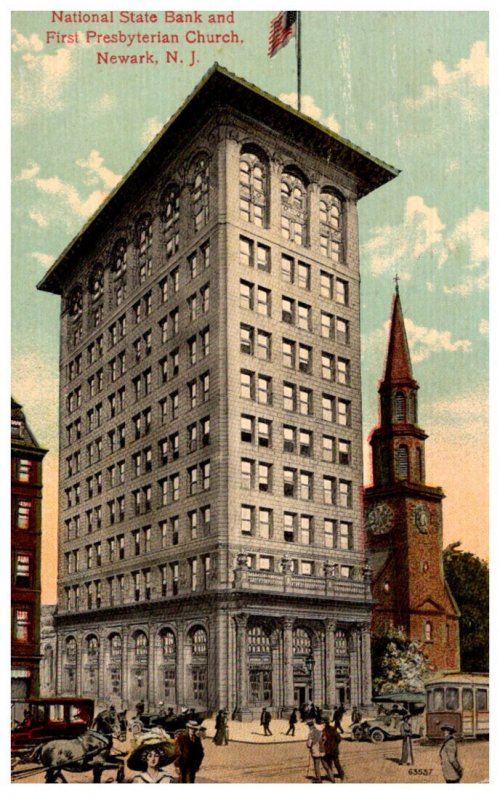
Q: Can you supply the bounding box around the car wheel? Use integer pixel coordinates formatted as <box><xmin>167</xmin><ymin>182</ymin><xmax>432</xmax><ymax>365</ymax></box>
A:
<box><xmin>370</xmin><ymin>729</ymin><xmax>386</xmax><ymax>743</ymax></box>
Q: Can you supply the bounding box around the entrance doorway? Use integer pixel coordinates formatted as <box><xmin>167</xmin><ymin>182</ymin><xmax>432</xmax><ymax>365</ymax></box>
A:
<box><xmin>294</xmin><ymin>684</ymin><xmax>312</xmax><ymax>706</ymax></box>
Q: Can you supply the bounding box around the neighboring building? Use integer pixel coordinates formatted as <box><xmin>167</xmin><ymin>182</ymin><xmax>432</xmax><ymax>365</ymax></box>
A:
<box><xmin>364</xmin><ymin>288</ymin><xmax>460</xmax><ymax>672</ymax></box>
<box><xmin>40</xmin><ymin>605</ymin><xmax>57</xmax><ymax>696</ymax></box>
<box><xmin>11</xmin><ymin>398</ymin><xmax>48</xmax><ymax>705</ymax></box>
<box><xmin>38</xmin><ymin>65</ymin><xmax>398</xmax><ymax>716</ymax></box>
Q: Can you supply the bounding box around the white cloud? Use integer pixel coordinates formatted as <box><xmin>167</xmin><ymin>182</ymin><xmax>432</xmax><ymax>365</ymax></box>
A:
<box><xmin>95</xmin><ymin>93</ymin><xmax>116</xmax><ymax>111</ymax></box>
<box><xmin>17</xmin><ymin>152</ymin><xmax>122</xmax><ymax>229</ymax></box>
<box><xmin>479</xmin><ymin>319</ymin><xmax>489</xmax><ymax>336</ymax></box>
<box><xmin>12</xmin><ymin>29</ymin><xmax>75</xmax><ymax>125</ymax></box>
<box><xmin>15</xmin><ymin>161</ymin><xmax>40</xmax><ymax>181</ymax></box>
<box><xmin>29</xmin><ymin>210</ymin><xmax>49</xmax><ymax>228</ymax></box>
<box><xmin>279</xmin><ymin>93</ymin><xmax>341</xmax><ymax>133</ymax></box>
<box><xmin>363</xmin><ymin>197</ymin><xmax>488</xmax><ymax>293</ymax></box>
<box><xmin>362</xmin><ymin>196</ymin><xmax>445</xmax><ymax>276</ymax></box>
<box><xmin>141</xmin><ymin>117</ymin><xmax>164</xmax><ymax>147</ymax></box>
<box><xmin>364</xmin><ymin>317</ymin><xmax>472</xmax><ymax>366</ymax></box>
<box><xmin>31</xmin><ymin>252</ymin><xmax>55</xmax><ymax>269</ymax></box>
<box><xmin>405</xmin><ymin>41</ymin><xmax>488</xmax><ymax>119</ymax></box>
<box><xmin>438</xmin><ymin>208</ymin><xmax>489</xmax><ymax>270</ymax></box>
<box><xmin>76</xmin><ymin>150</ymin><xmax>121</xmax><ymax>190</ymax></box>
<box><xmin>443</xmin><ymin>271</ymin><xmax>489</xmax><ymax>296</ymax></box>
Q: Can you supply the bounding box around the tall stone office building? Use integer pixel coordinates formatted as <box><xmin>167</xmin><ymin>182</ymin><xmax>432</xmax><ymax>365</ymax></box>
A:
<box><xmin>39</xmin><ymin>66</ymin><xmax>398</xmax><ymax>717</ymax></box>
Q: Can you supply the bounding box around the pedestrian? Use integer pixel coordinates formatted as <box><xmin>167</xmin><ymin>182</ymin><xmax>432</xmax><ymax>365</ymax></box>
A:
<box><xmin>126</xmin><ymin>737</ymin><xmax>177</xmax><ymax>783</ymax></box>
<box><xmin>299</xmin><ymin>702</ymin><xmax>307</xmax><ymax>722</ymax></box>
<box><xmin>260</xmin><ymin>706</ymin><xmax>272</xmax><ymax>736</ymax></box>
<box><xmin>439</xmin><ymin>724</ymin><xmax>463</xmax><ymax>783</ymax></box>
<box><xmin>351</xmin><ymin>705</ymin><xmax>362</xmax><ymax>724</ymax></box>
<box><xmin>285</xmin><ymin>708</ymin><xmax>298</xmax><ymax>736</ymax></box>
<box><xmin>399</xmin><ymin>713</ymin><xmax>414</xmax><ymax>765</ymax></box>
<box><xmin>306</xmin><ymin>719</ymin><xmax>335</xmax><ymax>783</ymax></box>
<box><xmin>214</xmin><ymin>709</ymin><xmax>229</xmax><ymax>745</ymax></box>
<box><xmin>174</xmin><ymin>721</ymin><xmax>205</xmax><ymax>783</ymax></box>
<box><xmin>333</xmin><ymin>702</ymin><xmax>345</xmax><ymax>733</ymax></box>
<box><xmin>322</xmin><ymin>717</ymin><xmax>345</xmax><ymax>782</ymax></box>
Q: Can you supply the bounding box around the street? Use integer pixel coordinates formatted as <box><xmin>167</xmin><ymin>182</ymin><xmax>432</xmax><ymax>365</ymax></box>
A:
<box><xmin>12</xmin><ymin>734</ymin><xmax>488</xmax><ymax>784</ymax></box>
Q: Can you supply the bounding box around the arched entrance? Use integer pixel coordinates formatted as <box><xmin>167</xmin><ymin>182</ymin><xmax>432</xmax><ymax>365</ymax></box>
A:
<box><xmin>293</xmin><ymin>627</ymin><xmax>314</xmax><ymax>706</ymax></box>
<box><xmin>62</xmin><ymin>636</ymin><xmax>77</xmax><ymax>694</ymax></box>
<box><xmin>248</xmin><ymin>625</ymin><xmax>273</xmax><ymax>707</ymax></box>
<box><xmin>158</xmin><ymin>628</ymin><xmax>177</xmax><ymax>707</ymax></box>
<box><xmin>185</xmin><ymin>626</ymin><xmax>207</xmax><ymax>709</ymax></box>
<box><xmin>130</xmin><ymin>630</ymin><xmax>149</xmax><ymax>705</ymax></box>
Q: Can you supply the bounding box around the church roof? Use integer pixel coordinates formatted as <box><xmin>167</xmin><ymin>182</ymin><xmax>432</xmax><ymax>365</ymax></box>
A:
<box><xmin>11</xmin><ymin>396</ymin><xmax>42</xmax><ymax>449</ymax></box>
<box><xmin>38</xmin><ymin>63</ymin><xmax>399</xmax><ymax>294</ymax></box>
<box><xmin>381</xmin><ymin>288</ymin><xmax>416</xmax><ymax>388</ymax></box>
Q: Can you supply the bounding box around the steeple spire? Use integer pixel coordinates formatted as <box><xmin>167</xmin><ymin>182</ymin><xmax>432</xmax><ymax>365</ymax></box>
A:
<box><xmin>381</xmin><ymin>288</ymin><xmax>415</xmax><ymax>388</ymax></box>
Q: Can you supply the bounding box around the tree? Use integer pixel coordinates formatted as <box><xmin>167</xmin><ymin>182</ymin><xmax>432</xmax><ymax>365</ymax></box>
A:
<box><xmin>443</xmin><ymin>542</ymin><xmax>489</xmax><ymax>673</ymax></box>
<box><xmin>372</xmin><ymin>625</ymin><xmax>430</xmax><ymax>695</ymax></box>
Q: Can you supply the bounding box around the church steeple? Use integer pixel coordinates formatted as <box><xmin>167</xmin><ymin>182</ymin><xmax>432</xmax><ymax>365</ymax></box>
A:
<box><xmin>369</xmin><ymin>289</ymin><xmax>427</xmax><ymax>486</ymax></box>
<box><xmin>381</xmin><ymin>287</ymin><xmax>416</xmax><ymax>389</ymax></box>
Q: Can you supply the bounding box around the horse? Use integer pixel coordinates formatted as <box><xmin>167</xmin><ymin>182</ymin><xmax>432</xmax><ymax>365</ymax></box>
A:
<box><xmin>28</xmin><ymin>729</ymin><xmax>125</xmax><ymax>783</ymax></box>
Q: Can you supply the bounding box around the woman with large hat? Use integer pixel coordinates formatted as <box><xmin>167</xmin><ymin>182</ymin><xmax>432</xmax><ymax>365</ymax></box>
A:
<box><xmin>126</xmin><ymin>735</ymin><xmax>177</xmax><ymax>783</ymax></box>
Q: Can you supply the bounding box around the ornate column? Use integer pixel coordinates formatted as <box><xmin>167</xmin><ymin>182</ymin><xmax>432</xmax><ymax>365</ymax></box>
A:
<box><xmin>324</xmin><ymin>620</ymin><xmax>337</xmax><ymax>709</ymax></box>
<box><xmin>148</xmin><ymin>623</ymin><xmax>156</xmax><ymax>709</ymax></box>
<box><xmin>348</xmin><ymin>627</ymin><xmax>361</xmax><ymax>707</ymax></box>
<box><xmin>282</xmin><ymin>617</ymin><xmax>295</xmax><ymax>712</ymax></box>
<box><xmin>75</xmin><ymin>633</ymin><xmax>83</xmax><ymax>696</ymax></box>
<box><xmin>360</xmin><ymin>624</ymin><xmax>373</xmax><ymax>707</ymax></box>
<box><xmin>269</xmin><ymin>158</ymin><xmax>283</xmax><ymax>235</ymax></box>
<box><xmin>234</xmin><ymin>613</ymin><xmax>252</xmax><ymax>720</ymax></box>
<box><xmin>176</xmin><ymin>626</ymin><xmax>185</xmax><ymax>712</ymax></box>
<box><xmin>308</xmin><ymin>179</ymin><xmax>321</xmax><ymax>251</ymax></box>
<box><xmin>121</xmin><ymin>628</ymin><xmax>129</xmax><ymax>708</ymax></box>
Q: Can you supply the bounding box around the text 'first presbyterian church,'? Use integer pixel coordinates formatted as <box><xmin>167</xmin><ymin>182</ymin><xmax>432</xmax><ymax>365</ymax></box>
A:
<box><xmin>38</xmin><ymin>65</ymin><xmax>456</xmax><ymax>717</ymax></box>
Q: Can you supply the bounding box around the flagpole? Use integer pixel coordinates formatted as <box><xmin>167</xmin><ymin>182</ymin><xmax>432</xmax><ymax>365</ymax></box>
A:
<box><xmin>297</xmin><ymin>11</ymin><xmax>302</xmax><ymax>113</ymax></box>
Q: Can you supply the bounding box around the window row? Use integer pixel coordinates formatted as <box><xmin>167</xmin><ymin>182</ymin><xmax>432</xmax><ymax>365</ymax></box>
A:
<box><xmin>240</xmin><ymin>460</ymin><xmax>353</xmax><ymax>503</ymax></box>
<box><xmin>241</xmin><ymin>508</ymin><xmax>354</xmax><ymax>548</ymax></box>
<box><xmin>239</xmin><ymin>552</ymin><xmax>355</xmax><ymax>579</ymax></box>
<box><xmin>239</xmin><ymin>237</ymin><xmax>350</xmax><ymax>304</ymax></box>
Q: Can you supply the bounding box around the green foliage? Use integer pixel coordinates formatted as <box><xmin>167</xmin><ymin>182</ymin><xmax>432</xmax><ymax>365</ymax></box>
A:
<box><xmin>372</xmin><ymin>625</ymin><xmax>430</xmax><ymax>695</ymax></box>
<box><xmin>443</xmin><ymin>543</ymin><xmax>489</xmax><ymax>672</ymax></box>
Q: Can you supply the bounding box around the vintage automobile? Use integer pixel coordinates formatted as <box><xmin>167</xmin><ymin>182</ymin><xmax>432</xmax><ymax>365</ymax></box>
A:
<box><xmin>133</xmin><ymin>709</ymin><xmax>206</xmax><ymax>738</ymax></box>
<box><xmin>11</xmin><ymin>697</ymin><xmax>95</xmax><ymax>755</ymax></box>
<box><xmin>351</xmin><ymin>692</ymin><xmax>426</xmax><ymax>743</ymax></box>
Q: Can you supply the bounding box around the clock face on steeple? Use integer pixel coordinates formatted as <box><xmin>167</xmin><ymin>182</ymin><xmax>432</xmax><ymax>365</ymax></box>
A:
<box><xmin>365</xmin><ymin>502</ymin><xmax>393</xmax><ymax>535</ymax></box>
<box><xmin>413</xmin><ymin>503</ymin><xmax>430</xmax><ymax>533</ymax></box>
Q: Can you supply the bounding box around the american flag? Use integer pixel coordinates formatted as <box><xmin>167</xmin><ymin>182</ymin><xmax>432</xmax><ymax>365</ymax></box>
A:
<box><xmin>268</xmin><ymin>11</ymin><xmax>297</xmax><ymax>58</ymax></box>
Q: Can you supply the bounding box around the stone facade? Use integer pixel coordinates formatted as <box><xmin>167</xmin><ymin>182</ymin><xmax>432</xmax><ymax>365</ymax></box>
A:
<box><xmin>39</xmin><ymin>66</ymin><xmax>398</xmax><ymax>716</ymax></box>
<box><xmin>364</xmin><ymin>290</ymin><xmax>460</xmax><ymax>672</ymax></box>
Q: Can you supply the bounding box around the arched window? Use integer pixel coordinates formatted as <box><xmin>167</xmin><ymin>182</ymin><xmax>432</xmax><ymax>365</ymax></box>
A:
<box><xmin>162</xmin><ymin>184</ymin><xmax>180</xmax><ymax>258</ymax></box>
<box><xmin>110</xmin><ymin>633</ymin><xmax>122</xmax><ymax>658</ymax></box>
<box><xmin>248</xmin><ymin>626</ymin><xmax>271</xmax><ymax>654</ymax></box>
<box><xmin>281</xmin><ymin>169</ymin><xmax>308</xmax><ymax>246</ymax></box>
<box><xmin>293</xmin><ymin>627</ymin><xmax>312</xmax><ymax>655</ymax></box>
<box><xmin>161</xmin><ymin>629</ymin><xmax>176</xmax><ymax>657</ymax></box>
<box><xmin>88</xmin><ymin>265</ymin><xmax>104</xmax><ymax>301</ymax></box>
<box><xmin>424</xmin><ymin>621</ymin><xmax>432</xmax><ymax>641</ymax></box>
<box><xmin>66</xmin><ymin>636</ymin><xmax>77</xmax><ymax>662</ymax></box>
<box><xmin>137</xmin><ymin>215</ymin><xmax>152</xmax><ymax>283</ymax></box>
<box><xmin>190</xmin><ymin>627</ymin><xmax>207</xmax><ymax>656</ymax></box>
<box><xmin>334</xmin><ymin>630</ymin><xmax>347</xmax><ymax>655</ymax></box>
<box><xmin>319</xmin><ymin>189</ymin><xmax>344</xmax><ymax>262</ymax></box>
<box><xmin>239</xmin><ymin>147</ymin><xmax>268</xmax><ymax>227</ymax></box>
<box><xmin>397</xmin><ymin>445</ymin><xmax>409</xmax><ymax>480</ymax></box>
<box><xmin>394</xmin><ymin>393</ymin><xmax>405</xmax><ymax>422</ymax></box>
<box><xmin>87</xmin><ymin>635</ymin><xmax>99</xmax><ymax>658</ymax></box>
<box><xmin>134</xmin><ymin>631</ymin><xmax>149</xmax><ymax>658</ymax></box>
<box><xmin>110</xmin><ymin>239</ymin><xmax>127</xmax><ymax>308</ymax></box>
<box><xmin>192</xmin><ymin>155</ymin><xmax>210</xmax><ymax>232</ymax></box>
<box><xmin>68</xmin><ymin>286</ymin><xmax>83</xmax><ymax>320</ymax></box>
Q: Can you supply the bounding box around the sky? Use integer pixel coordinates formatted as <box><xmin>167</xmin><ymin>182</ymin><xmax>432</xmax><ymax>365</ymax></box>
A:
<box><xmin>10</xmin><ymin>6</ymin><xmax>489</xmax><ymax>603</ymax></box>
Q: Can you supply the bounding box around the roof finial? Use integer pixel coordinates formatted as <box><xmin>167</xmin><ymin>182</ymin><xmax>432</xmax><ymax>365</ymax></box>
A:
<box><xmin>393</xmin><ymin>273</ymin><xmax>400</xmax><ymax>294</ymax></box>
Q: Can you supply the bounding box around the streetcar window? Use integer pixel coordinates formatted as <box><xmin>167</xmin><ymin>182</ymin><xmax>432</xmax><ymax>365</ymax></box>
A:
<box><xmin>462</xmin><ymin>689</ymin><xmax>473</xmax><ymax>711</ymax></box>
<box><xmin>445</xmin><ymin>688</ymin><xmax>459</xmax><ymax>711</ymax></box>
<box><xmin>48</xmin><ymin>704</ymin><xmax>64</xmax><ymax>721</ymax></box>
<box><xmin>476</xmin><ymin>689</ymin><xmax>488</xmax><ymax>711</ymax></box>
<box><xmin>433</xmin><ymin>688</ymin><xmax>444</xmax><ymax>711</ymax></box>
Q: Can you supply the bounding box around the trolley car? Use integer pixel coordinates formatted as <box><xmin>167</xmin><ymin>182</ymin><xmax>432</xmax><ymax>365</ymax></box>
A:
<box><xmin>425</xmin><ymin>674</ymin><xmax>489</xmax><ymax>739</ymax></box>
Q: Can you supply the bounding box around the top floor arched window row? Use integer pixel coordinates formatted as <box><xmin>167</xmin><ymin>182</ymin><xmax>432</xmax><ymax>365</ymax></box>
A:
<box><xmin>240</xmin><ymin>146</ymin><xmax>269</xmax><ymax>228</ymax></box>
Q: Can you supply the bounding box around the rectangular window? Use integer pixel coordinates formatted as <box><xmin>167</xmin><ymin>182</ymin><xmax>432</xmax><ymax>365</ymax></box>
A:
<box><xmin>282</xmin><ymin>296</ymin><xmax>295</xmax><ymax>324</ymax></box>
<box><xmin>16</xmin><ymin>500</ymin><xmax>31</xmax><ymax>530</ymax></box>
<box><xmin>324</xmin><ymin>518</ymin><xmax>336</xmax><ymax>548</ymax></box>
<box><xmin>338</xmin><ymin>439</ymin><xmax>351</xmax><ymax>465</ymax></box>
<box><xmin>337</xmin><ymin>357</ymin><xmax>350</xmax><ymax>386</ymax></box>
<box><xmin>239</xmin><ymin>236</ymin><xmax>253</xmax><ymax>267</ymax></box>
<box><xmin>335</xmin><ymin>278</ymin><xmax>349</xmax><ymax>306</ymax></box>
<box><xmin>283</xmin><ymin>425</ymin><xmax>296</xmax><ymax>453</ymax></box>
<box><xmin>298</xmin><ymin>261</ymin><xmax>311</xmax><ymax>290</ymax></box>
<box><xmin>15</xmin><ymin>609</ymin><xmax>30</xmax><ymax>642</ymax></box>
<box><xmin>258</xmin><ymin>418</ymin><xmax>271</xmax><ymax>447</ymax></box>
<box><xmin>15</xmin><ymin>554</ymin><xmax>31</xmax><ymax>587</ymax></box>
<box><xmin>320</xmin><ymin>271</ymin><xmax>333</xmax><ymax>300</ymax></box>
<box><xmin>17</xmin><ymin>459</ymin><xmax>32</xmax><ymax>482</ymax></box>
<box><xmin>297</xmin><ymin>303</ymin><xmax>312</xmax><ymax>332</ymax></box>
<box><xmin>188</xmin><ymin>510</ymin><xmax>198</xmax><ymax>539</ymax></box>
<box><xmin>336</xmin><ymin>317</ymin><xmax>349</xmax><ymax>345</ymax></box>
<box><xmin>241</xmin><ymin>505</ymin><xmax>255</xmax><ymax>536</ymax></box>
<box><xmin>257</xmin><ymin>330</ymin><xmax>272</xmax><ymax>361</ymax></box>
<box><xmin>240</xmin><ymin>370</ymin><xmax>254</xmax><ymax>400</ymax></box>
<box><xmin>240</xmin><ymin>324</ymin><xmax>254</xmax><ymax>355</ymax></box>
<box><xmin>301</xmin><ymin>560</ymin><xmax>314</xmax><ymax>576</ymax></box>
<box><xmin>257</xmin><ymin>244</ymin><xmax>271</xmax><ymax>272</ymax></box>
<box><xmin>281</xmin><ymin>254</ymin><xmax>294</xmax><ymax>283</ymax></box>
<box><xmin>300</xmin><ymin>471</ymin><xmax>313</xmax><ymax>501</ymax></box>
<box><xmin>241</xmin><ymin>458</ymin><xmax>254</xmax><ymax>490</ymax></box>
<box><xmin>321</xmin><ymin>312</ymin><xmax>334</xmax><ymax>339</ymax></box>
<box><xmin>300</xmin><ymin>516</ymin><xmax>313</xmax><ymax>545</ymax></box>
<box><xmin>282</xmin><ymin>338</ymin><xmax>295</xmax><ymax>369</ymax></box>
<box><xmin>283</xmin><ymin>467</ymin><xmax>297</xmax><ymax>498</ymax></box>
<box><xmin>259</xmin><ymin>508</ymin><xmax>272</xmax><ymax>539</ymax></box>
<box><xmin>322</xmin><ymin>435</ymin><xmax>335</xmax><ymax>462</ymax></box>
<box><xmin>322</xmin><ymin>394</ymin><xmax>335</xmax><ymax>422</ymax></box>
<box><xmin>258</xmin><ymin>462</ymin><xmax>271</xmax><ymax>493</ymax></box>
<box><xmin>257</xmin><ymin>375</ymin><xmax>272</xmax><ymax>405</ymax></box>
<box><xmin>240</xmin><ymin>280</ymin><xmax>254</xmax><ymax>310</ymax></box>
<box><xmin>339</xmin><ymin>521</ymin><xmax>353</xmax><ymax>550</ymax></box>
<box><xmin>283</xmin><ymin>382</ymin><xmax>296</xmax><ymax>412</ymax></box>
<box><xmin>298</xmin><ymin>344</ymin><xmax>312</xmax><ymax>374</ymax></box>
<box><xmin>241</xmin><ymin>415</ymin><xmax>254</xmax><ymax>443</ymax></box>
<box><xmin>323</xmin><ymin>476</ymin><xmax>336</xmax><ymax>505</ymax></box>
<box><xmin>284</xmin><ymin>512</ymin><xmax>297</xmax><ymax>543</ymax></box>
<box><xmin>299</xmin><ymin>387</ymin><xmax>313</xmax><ymax>416</ymax></box>
<box><xmin>339</xmin><ymin>479</ymin><xmax>352</xmax><ymax>508</ymax></box>
<box><xmin>338</xmin><ymin>399</ymin><xmax>351</xmax><ymax>427</ymax></box>
<box><xmin>256</xmin><ymin>287</ymin><xmax>271</xmax><ymax>317</ymax></box>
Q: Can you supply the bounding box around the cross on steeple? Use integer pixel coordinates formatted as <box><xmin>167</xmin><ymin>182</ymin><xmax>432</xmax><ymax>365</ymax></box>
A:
<box><xmin>393</xmin><ymin>273</ymin><xmax>400</xmax><ymax>293</ymax></box>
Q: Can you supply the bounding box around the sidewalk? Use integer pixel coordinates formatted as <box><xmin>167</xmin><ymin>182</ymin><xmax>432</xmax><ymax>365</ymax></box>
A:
<box><xmin>201</xmin><ymin>717</ymin><xmax>343</xmax><ymax>745</ymax></box>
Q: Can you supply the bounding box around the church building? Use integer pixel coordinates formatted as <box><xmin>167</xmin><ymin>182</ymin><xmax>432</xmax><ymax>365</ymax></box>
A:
<box><xmin>364</xmin><ymin>288</ymin><xmax>460</xmax><ymax>672</ymax></box>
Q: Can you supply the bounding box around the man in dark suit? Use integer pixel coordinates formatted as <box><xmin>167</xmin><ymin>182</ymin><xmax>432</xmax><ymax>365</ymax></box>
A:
<box><xmin>260</xmin><ymin>707</ymin><xmax>272</xmax><ymax>736</ymax></box>
<box><xmin>174</xmin><ymin>721</ymin><xmax>205</xmax><ymax>783</ymax></box>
